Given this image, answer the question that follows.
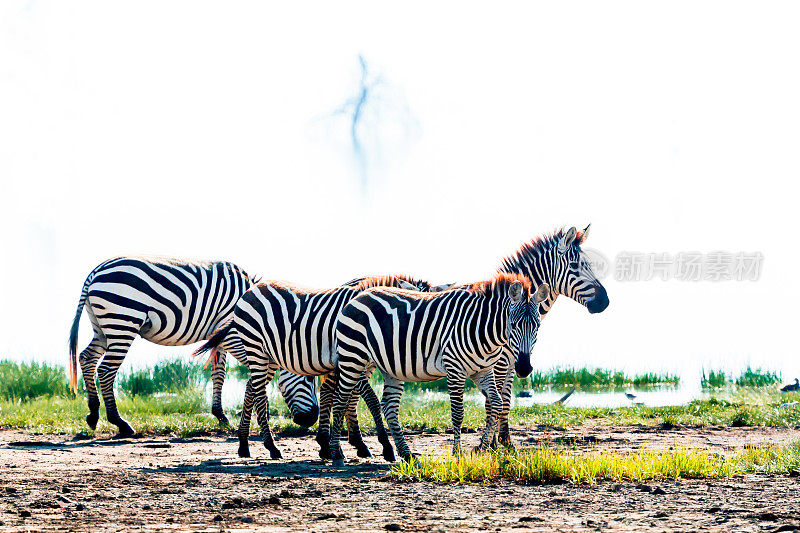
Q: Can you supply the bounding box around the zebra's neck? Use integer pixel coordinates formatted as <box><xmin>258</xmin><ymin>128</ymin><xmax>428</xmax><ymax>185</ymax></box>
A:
<box><xmin>499</xmin><ymin>246</ymin><xmax>559</xmax><ymax>319</ymax></box>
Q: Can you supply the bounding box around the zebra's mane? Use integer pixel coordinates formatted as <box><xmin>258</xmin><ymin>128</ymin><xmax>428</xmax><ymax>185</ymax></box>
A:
<box><xmin>466</xmin><ymin>273</ymin><xmax>531</xmax><ymax>298</ymax></box>
<box><xmin>498</xmin><ymin>227</ymin><xmax>586</xmax><ymax>274</ymax></box>
<box><xmin>347</xmin><ymin>275</ymin><xmax>431</xmax><ymax>292</ymax></box>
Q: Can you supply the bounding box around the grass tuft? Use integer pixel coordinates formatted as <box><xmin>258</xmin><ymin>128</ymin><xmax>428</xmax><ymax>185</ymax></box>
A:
<box><xmin>702</xmin><ymin>366</ymin><xmax>782</xmax><ymax>388</ymax></box>
<box><xmin>525</xmin><ymin>367</ymin><xmax>680</xmax><ymax>390</ymax></box>
<box><xmin>392</xmin><ymin>441</ymin><xmax>800</xmax><ymax>484</ymax></box>
<box><xmin>0</xmin><ymin>361</ymin><xmax>72</xmax><ymax>400</ymax></box>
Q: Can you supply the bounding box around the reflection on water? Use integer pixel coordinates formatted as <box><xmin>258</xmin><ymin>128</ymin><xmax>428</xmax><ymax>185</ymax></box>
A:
<box><xmin>213</xmin><ymin>379</ymin><xmax>702</xmax><ymax>411</ymax></box>
<box><xmin>513</xmin><ymin>386</ymin><xmax>699</xmax><ymax>408</ymax></box>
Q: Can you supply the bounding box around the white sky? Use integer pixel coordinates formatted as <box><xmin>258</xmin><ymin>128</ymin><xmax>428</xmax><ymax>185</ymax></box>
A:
<box><xmin>1</xmin><ymin>1</ymin><xmax>798</xmax><ymax>382</ymax></box>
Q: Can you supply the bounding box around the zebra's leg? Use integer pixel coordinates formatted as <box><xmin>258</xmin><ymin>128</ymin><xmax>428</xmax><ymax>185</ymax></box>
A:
<box><xmin>78</xmin><ymin>335</ymin><xmax>106</xmax><ymax>431</ymax></box>
<box><xmin>329</xmin><ymin>367</ymin><xmax>363</xmax><ymax>467</ymax></box>
<box><xmin>315</xmin><ymin>372</ymin><xmax>338</xmax><ymax>459</ymax></box>
<box><xmin>210</xmin><ymin>349</ymin><xmax>230</xmax><ymax>427</ymax></box>
<box><xmin>251</xmin><ymin>364</ymin><xmax>281</xmax><ymax>459</ymax></box>
<box><xmin>355</xmin><ymin>375</ymin><xmax>395</xmax><ymax>462</ymax></box>
<box><xmin>344</xmin><ymin>377</ymin><xmax>371</xmax><ymax>458</ymax></box>
<box><xmin>96</xmin><ymin>339</ymin><xmax>137</xmax><ymax>437</ymax></box>
<box><xmin>474</xmin><ymin>370</ymin><xmax>502</xmax><ymax>451</ymax></box>
<box><xmin>497</xmin><ymin>353</ymin><xmax>516</xmax><ymax>447</ymax></box>
<box><xmin>237</xmin><ymin>377</ymin><xmax>255</xmax><ymax>458</ymax></box>
<box><xmin>445</xmin><ymin>369</ymin><xmax>467</xmax><ymax>455</ymax></box>
<box><xmin>381</xmin><ymin>373</ymin><xmax>412</xmax><ymax>462</ymax></box>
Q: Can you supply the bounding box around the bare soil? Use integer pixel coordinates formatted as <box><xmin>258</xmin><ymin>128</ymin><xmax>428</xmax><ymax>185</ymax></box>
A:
<box><xmin>1</xmin><ymin>425</ymin><xmax>799</xmax><ymax>532</ymax></box>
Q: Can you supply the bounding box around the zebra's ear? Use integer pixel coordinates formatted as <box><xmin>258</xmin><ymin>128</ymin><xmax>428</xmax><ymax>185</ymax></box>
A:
<box><xmin>508</xmin><ymin>280</ymin><xmax>524</xmax><ymax>302</ymax></box>
<box><xmin>579</xmin><ymin>224</ymin><xmax>591</xmax><ymax>244</ymax></box>
<box><xmin>558</xmin><ymin>227</ymin><xmax>577</xmax><ymax>254</ymax></box>
<box><xmin>432</xmin><ymin>282</ymin><xmax>457</xmax><ymax>292</ymax></box>
<box><xmin>534</xmin><ymin>283</ymin><xmax>550</xmax><ymax>304</ymax></box>
<box><xmin>398</xmin><ymin>280</ymin><xmax>417</xmax><ymax>290</ymax></box>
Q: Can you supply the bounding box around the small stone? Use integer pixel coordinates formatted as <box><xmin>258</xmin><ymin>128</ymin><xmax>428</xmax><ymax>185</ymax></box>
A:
<box><xmin>707</xmin><ymin>506</ymin><xmax>722</xmax><ymax>513</ymax></box>
<box><xmin>636</xmin><ymin>484</ymin><xmax>652</xmax><ymax>493</ymax></box>
<box><xmin>385</xmin><ymin>524</ymin><xmax>402</xmax><ymax>531</ymax></box>
<box><xmin>315</xmin><ymin>513</ymin><xmax>337</xmax><ymax>520</ymax></box>
<box><xmin>61</xmin><ymin>487</ymin><xmax>71</xmax><ymax>494</ymax></box>
<box><xmin>652</xmin><ymin>487</ymin><xmax>666</xmax><ymax>495</ymax></box>
<box><xmin>75</xmin><ymin>504</ymin><xmax>85</xmax><ymax>511</ymax></box>
<box><xmin>221</xmin><ymin>502</ymin><xmax>235</xmax><ymax>510</ymax></box>
<box><xmin>240</xmin><ymin>517</ymin><xmax>255</xmax><ymax>523</ymax></box>
<box><xmin>142</xmin><ymin>505</ymin><xmax>151</xmax><ymax>510</ymax></box>
<box><xmin>212</xmin><ymin>515</ymin><xmax>223</xmax><ymax>522</ymax></box>
<box><xmin>5</xmin><ymin>487</ymin><xmax>17</xmax><ymax>494</ymax></box>
<box><xmin>268</xmin><ymin>496</ymin><xmax>280</xmax><ymax>505</ymax></box>
<box><xmin>19</xmin><ymin>510</ymin><xmax>31</xmax><ymax>518</ymax></box>
<box><xmin>166</xmin><ymin>518</ymin><xmax>173</xmax><ymax>523</ymax></box>
<box><xmin>610</xmin><ymin>484</ymin><xmax>622</xmax><ymax>492</ymax></box>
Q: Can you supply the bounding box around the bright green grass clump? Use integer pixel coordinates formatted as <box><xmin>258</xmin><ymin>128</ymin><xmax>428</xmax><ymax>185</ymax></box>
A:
<box><xmin>392</xmin><ymin>441</ymin><xmax>800</xmax><ymax>484</ymax></box>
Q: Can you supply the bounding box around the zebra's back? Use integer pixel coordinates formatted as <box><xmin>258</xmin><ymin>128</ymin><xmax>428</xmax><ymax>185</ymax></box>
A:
<box><xmin>85</xmin><ymin>256</ymin><xmax>252</xmax><ymax>346</ymax></box>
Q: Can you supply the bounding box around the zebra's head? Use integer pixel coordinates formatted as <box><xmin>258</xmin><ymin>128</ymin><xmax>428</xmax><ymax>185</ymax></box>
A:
<box><xmin>276</xmin><ymin>371</ymin><xmax>319</xmax><ymax>428</ymax></box>
<box><xmin>551</xmin><ymin>225</ymin><xmax>609</xmax><ymax>314</ymax></box>
<box><xmin>506</xmin><ymin>281</ymin><xmax>549</xmax><ymax>378</ymax></box>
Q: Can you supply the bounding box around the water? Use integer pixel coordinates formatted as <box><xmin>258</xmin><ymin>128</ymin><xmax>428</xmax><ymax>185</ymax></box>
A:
<box><xmin>513</xmin><ymin>386</ymin><xmax>699</xmax><ymax>409</ymax></box>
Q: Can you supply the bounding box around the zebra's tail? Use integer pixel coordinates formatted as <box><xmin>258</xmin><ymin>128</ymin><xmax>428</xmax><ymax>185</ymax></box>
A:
<box><xmin>68</xmin><ymin>278</ymin><xmax>91</xmax><ymax>394</ymax></box>
<box><xmin>193</xmin><ymin>322</ymin><xmax>232</xmax><ymax>369</ymax></box>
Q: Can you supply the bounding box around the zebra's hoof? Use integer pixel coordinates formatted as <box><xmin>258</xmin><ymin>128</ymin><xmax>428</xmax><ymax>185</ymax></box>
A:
<box><xmin>86</xmin><ymin>412</ymin><xmax>99</xmax><ymax>431</ymax></box>
<box><xmin>238</xmin><ymin>446</ymin><xmax>251</xmax><ymax>458</ymax></box>
<box><xmin>382</xmin><ymin>445</ymin><xmax>396</xmax><ymax>462</ymax></box>
<box><xmin>318</xmin><ymin>443</ymin><xmax>332</xmax><ymax>460</ymax></box>
<box><xmin>115</xmin><ymin>422</ymin><xmax>135</xmax><ymax>438</ymax></box>
<box><xmin>332</xmin><ymin>458</ymin><xmax>345</xmax><ymax>467</ymax></box>
<box><xmin>267</xmin><ymin>447</ymin><xmax>283</xmax><ymax>460</ymax></box>
<box><xmin>216</xmin><ymin>416</ymin><xmax>231</xmax><ymax>428</ymax></box>
<box><xmin>355</xmin><ymin>446</ymin><xmax>372</xmax><ymax>458</ymax></box>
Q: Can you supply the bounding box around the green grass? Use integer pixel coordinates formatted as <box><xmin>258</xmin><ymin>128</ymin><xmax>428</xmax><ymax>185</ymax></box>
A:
<box><xmin>524</xmin><ymin>367</ymin><xmax>680</xmax><ymax>390</ymax></box>
<box><xmin>0</xmin><ymin>390</ymin><xmax>303</xmax><ymax>437</ymax></box>
<box><xmin>392</xmin><ymin>441</ymin><xmax>800</xmax><ymax>484</ymax></box>
<box><xmin>118</xmin><ymin>359</ymin><xmax>207</xmax><ymax>396</ymax></box>
<box><xmin>701</xmin><ymin>366</ymin><xmax>782</xmax><ymax>388</ymax></box>
<box><xmin>368</xmin><ymin>366</ymin><xmax>681</xmax><ymax>393</ymax></box>
<box><xmin>349</xmin><ymin>389</ymin><xmax>800</xmax><ymax>433</ymax></box>
<box><xmin>0</xmin><ymin>360</ymin><xmax>72</xmax><ymax>400</ymax></box>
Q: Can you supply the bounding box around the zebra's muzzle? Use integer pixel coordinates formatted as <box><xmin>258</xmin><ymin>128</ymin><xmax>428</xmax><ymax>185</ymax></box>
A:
<box><xmin>515</xmin><ymin>354</ymin><xmax>533</xmax><ymax>378</ymax></box>
<box><xmin>586</xmin><ymin>285</ymin><xmax>609</xmax><ymax>314</ymax></box>
<box><xmin>292</xmin><ymin>404</ymin><xmax>320</xmax><ymax>428</ymax></box>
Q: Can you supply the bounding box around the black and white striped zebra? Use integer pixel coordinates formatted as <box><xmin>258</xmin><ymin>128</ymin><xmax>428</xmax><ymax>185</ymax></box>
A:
<box><xmin>194</xmin><ymin>275</ymin><xmax>443</xmax><ymax>460</ymax></box>
<box><xmin>328</xmin><ymin>274</ymin><xmax>550</xmax><ymax>465</ymax></box>
<box><xmin>488</xmin><ymin>225</ymin><xmax>610</xmax><ymax>445</ymax></box>
<box><xmin>68</xmin><ymin>256</ymin><xmax>318</xmax><ymax>436</ymax></box>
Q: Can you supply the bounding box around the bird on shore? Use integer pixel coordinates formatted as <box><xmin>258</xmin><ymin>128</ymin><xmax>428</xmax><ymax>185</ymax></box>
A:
<box><xmin>780</xmin><ymin>378</ymin><xmax>799</xmax><ymax>393</ymax></box>
<box><xmin>625</xmin><ymin>392</ymin><xmax>637</xmax><ymax>401</ymax></box>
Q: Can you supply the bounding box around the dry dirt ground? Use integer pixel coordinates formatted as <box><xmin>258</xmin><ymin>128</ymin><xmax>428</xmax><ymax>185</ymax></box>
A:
<box><xmin>1</xmin><ymin>425</ymin><xmax>799</xmax><ymax>532</ymax></box>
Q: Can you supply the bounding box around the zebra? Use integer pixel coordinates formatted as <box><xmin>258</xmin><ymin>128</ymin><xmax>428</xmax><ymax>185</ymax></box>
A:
<box><xmin>328</xmin><ymin>274</ymin><xmax>550</xmax><ymax>465</ymax></box>
<box><xmin>194</xmin><ymin>275</ymin><xmax>445</xmax><ymax>460</ymax></box>
<box><xmin>487</xmin><ymin>225</ymin><xmax>610</xmax><ymax>445</ymax></box>
<box><xmin>68</xmin><ymin>256</ymin><xmax>319</xmax><ymax>436</ymax></box>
